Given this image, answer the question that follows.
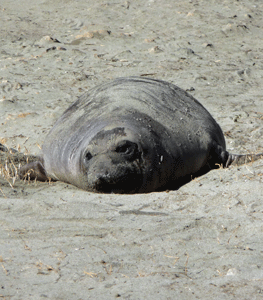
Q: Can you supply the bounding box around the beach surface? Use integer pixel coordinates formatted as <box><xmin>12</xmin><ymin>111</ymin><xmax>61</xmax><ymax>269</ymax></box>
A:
<box><xmin>1</xmin><ymin>0</ymin><xmax>263</xmax><ymax>299</ymax></box>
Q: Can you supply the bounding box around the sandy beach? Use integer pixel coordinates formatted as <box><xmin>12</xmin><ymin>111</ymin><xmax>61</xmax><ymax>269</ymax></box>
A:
<box><xmin>1</xmin><ymin>0</ymin><xmax>263</xmax><ymax>299</ymax></box>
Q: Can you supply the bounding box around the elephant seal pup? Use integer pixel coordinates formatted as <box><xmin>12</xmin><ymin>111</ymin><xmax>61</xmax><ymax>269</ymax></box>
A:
<box><xmin>19</xmin><ymin>77</ymin><xmax>262</xmax><ymax>193</ymax></box>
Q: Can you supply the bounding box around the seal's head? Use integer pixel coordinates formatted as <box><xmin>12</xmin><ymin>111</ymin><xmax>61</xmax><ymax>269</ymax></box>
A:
<box><xmin>78</xmin><ymin>126</ymin><xmax>144</xmax><ymax>193</ymax></box>
<box><xmin>76</xmin><ymin>121</ymin><xmax>173</xmax><ymax>193</ymax></box>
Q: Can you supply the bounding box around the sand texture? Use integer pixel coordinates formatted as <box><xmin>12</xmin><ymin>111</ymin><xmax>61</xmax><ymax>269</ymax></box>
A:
<box><xmin>1</xmin><ymin>0</ymin><xmax>263</xmax><ymax>299</ymax></box>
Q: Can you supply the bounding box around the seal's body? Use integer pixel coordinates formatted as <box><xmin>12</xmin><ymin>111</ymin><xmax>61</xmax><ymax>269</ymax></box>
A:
<box><xmin>18</xmin><ymin>77</ymin><xmax>259</xmax><ymax>193</ymax></box>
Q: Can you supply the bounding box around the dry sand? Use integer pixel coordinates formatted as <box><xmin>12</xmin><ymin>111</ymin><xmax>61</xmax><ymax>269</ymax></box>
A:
<box><xmin>1</xmin><ymin>0</ymin><xmax>263</xmax><ymax>299</ymax></box>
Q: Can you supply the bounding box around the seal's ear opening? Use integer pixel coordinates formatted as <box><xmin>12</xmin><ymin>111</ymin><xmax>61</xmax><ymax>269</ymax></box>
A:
<box><xmin>115</xmin><ymin>140</ymin><xmax>141</xmax><ymax>161</ymax></box>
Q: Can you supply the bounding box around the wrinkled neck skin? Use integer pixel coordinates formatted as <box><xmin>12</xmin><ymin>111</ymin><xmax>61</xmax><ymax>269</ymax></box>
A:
<box><xmin>62</xmin><ymin>116</ymin><xmax>175</xmax><ymax>193</ymax></box>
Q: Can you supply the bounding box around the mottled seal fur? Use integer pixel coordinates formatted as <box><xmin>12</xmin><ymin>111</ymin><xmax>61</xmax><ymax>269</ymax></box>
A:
<box><xmin>18</xmin><ymin>77</ymin><xmax>261</xmax><ymax>193</ymax></box>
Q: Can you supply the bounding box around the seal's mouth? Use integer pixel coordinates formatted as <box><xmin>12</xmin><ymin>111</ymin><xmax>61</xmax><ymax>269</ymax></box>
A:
<box><xmin>85</xmin><ymin>156</ymin><xmax>143</xmax><ymax>193</ymax></box>
<box><xmin>88</xmin><ymin>158</ymin><xmax>143</xmax><ymax>194</ymax></box>
<box><xmin>92</xmin><ymin>170</ymin><xmax>143</xmax><ymax>194</ymax></box>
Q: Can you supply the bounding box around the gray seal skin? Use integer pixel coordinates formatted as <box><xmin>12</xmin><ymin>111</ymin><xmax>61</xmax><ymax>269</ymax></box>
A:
<box><xmin>18</xmin><ymin>77</ymin><xmax>261</xmax><ymax>193</ymax></box>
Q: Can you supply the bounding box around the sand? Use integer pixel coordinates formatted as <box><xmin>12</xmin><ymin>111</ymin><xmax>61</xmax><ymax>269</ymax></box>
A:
<box><xmin>1</xmin><ymin>0</ymin><xmax>263</xmax><ymax>299</ymax></box>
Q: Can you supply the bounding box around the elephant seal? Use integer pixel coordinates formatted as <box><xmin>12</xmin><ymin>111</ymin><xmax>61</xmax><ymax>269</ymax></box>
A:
<box><xmin>18</xmin><ymin>77</ymin><xmax>261</xmax><ymax>193</ymax></box>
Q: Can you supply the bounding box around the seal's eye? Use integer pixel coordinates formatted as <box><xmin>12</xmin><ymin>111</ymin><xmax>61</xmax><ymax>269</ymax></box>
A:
<box><xmin>85</xmin><ymin>151</ymin><xmax>93</xmax><ymax>161</ymax></box>
<box><xmin>115</xmin><ymin>140</ymin><xmax>140</xmax><ymax>160</ymax></box>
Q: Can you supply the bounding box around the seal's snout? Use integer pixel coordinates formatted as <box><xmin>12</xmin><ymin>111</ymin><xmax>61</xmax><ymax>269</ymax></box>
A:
<box><xmin>91</xmin><ymin>169</ymin><xmax>142</xmax><ymax>193</ymax></box>
<box><xmin>86</xmin><ymin>150</ymin><xmax>142</xmax><ymax>193</ymax></box>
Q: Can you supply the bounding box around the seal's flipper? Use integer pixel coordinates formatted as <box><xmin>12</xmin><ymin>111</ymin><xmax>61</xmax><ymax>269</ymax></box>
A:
<box><xmin>207</xmin><ymin>143</ymin><xmax>262</xmax><ymax>169</ymax></box>
<box><xmin>19</xmin><ymin>161</ymin><xmax>50</xmax><ymax>181</ymax></box>
<box><xmin>0</xmin><ymin>143</ymin><xmax>8</xmax><ymax>152</ymax></box>
<box><xmin>226</xmin><ymin>153</ymin><xmax>263</xmax><ymax>167</ymax></box>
